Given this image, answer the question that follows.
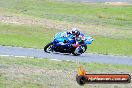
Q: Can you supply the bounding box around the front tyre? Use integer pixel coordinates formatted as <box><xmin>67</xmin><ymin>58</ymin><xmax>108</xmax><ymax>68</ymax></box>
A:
<box><xmin>44</xmin><ymin>42</ymin><xmax>54</xmax><ymax>53</ymax></box>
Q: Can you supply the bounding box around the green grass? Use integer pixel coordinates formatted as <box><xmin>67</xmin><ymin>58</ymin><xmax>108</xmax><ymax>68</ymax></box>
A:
<box><xmin>0</xmin><ymin>0</ymin><xmax>132</xmax><ymax>30</ymax></box>
<box><xmin>0</xmin><ymin>23</ymin><xmax>59</xmax><ymax>48</ymax></box>
<box><xmin>88</xmin><ymin>36</ymin><xmax>132</xmax><ymax>56</ymax></box>
<box><xmin>0</xmin><ymin>56</ymin><xmax>132</xmax><ymax>88</ymax></box>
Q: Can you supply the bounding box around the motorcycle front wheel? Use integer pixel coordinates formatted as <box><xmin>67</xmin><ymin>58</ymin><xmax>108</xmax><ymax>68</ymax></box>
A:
<box><xmin>44</xmin><ymin>42</ymin><xmax>54</xmax><ymax>53</ymax></box>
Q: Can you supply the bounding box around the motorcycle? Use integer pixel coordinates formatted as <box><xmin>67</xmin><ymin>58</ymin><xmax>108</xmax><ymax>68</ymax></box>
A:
<box><xmin>44</xmin><ymin>32</ymin><xmax>93</xmax><ymax>56</ymax></box>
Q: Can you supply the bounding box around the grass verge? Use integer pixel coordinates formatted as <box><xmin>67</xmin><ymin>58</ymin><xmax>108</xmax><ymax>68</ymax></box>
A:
<box><xmin>0</xmin><ymin>23</ymin><xmax>59</xmax><ymax>48</ymax></box>
<box><xmin>0</xmin><ymin>56</ymin><xmax>132</xmax><ymax>88</ymax></box>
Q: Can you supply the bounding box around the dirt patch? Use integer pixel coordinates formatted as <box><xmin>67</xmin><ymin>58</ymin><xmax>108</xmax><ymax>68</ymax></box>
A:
<box><xmin>0</xmin><ymin>14</ymin><xmax>131</xmax><ymax>38</ymax></box>
<box><xmin>0</xmin><ymin>15</ymin><xmax>64</xmax><ymax>29</ymax></box>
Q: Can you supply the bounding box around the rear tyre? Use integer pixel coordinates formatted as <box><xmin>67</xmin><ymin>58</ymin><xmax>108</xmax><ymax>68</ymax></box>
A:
<box><xmin>72</xmin><ymin>52</ymin><xmax>81</xmax><ymax>56</ymax></box>
<box><xmin>44</xmin><ymin>42</ymin><xmax>54</xmax><ymax>53</ymax></box>
<box><xmin>82</xmin><ymin>45</ymin><xmax>87</xmax><ymax>53</ymax></box>
<box><xmin>72</xmin><ymin>47</ymin><xmax>81</xmax><ymax>56</ymax></box>
<box><xmin>72</xmin><ymin>45</ymin><xmax>87</xmax><ymax>56</ymax></box>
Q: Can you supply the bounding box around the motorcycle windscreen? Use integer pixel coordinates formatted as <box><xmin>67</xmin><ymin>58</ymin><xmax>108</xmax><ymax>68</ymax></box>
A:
<box><xmin>53</xmin><ymin>32</ymin><xmax>68</xmax><ymax>42</ymax></box>
<box><xmin>54</xmin><ymin>32</ymin><xmax>67</xmax><ymax>39</ymax></box>
<box><xmin>56</xmin><ymin>37</ymin><xmax>68</xmax><ymax>42</ymax></box>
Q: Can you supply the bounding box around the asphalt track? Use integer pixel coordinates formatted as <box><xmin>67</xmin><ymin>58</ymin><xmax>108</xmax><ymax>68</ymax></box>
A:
<box><xmin>0</xmin><ymin>46</ymin><xmax>132</xmax><ymax>65</ymax></box>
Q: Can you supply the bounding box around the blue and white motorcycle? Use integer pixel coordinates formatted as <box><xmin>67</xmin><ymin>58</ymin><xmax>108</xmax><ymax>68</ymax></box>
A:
<box><xmin>44</xmin><ymin>32</ymin><xmax>93</xmax><ymax>56</ymax></box>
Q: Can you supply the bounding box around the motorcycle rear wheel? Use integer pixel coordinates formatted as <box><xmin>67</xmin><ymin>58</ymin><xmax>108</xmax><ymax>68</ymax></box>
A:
<box><xmin>72</xmin><ymin>45</ymin><xmax>87</xmax><ymax>56</ymax></box>
<box><xmin>72</xmin><ymin>52</ymin><xmax>81</xmax><ymax>56</ymax></box>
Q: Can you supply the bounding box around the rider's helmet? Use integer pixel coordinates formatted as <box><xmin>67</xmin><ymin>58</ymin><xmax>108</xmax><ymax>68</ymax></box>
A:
<box><xmin>71</xmin><ymin>28</ymin><xmax>80</xmax><ymax>37</ymax></box>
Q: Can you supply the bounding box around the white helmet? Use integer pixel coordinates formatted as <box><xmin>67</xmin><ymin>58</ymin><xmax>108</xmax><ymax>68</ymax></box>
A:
<box><xmin>71</xmin><ymin>28</ymin><xmax>80</xmax><ymax>36</ymax></box>
<box><xmin>72</xmin><ymin>28</ymin><xmax>78</xmax><ymax>31</ymax></box>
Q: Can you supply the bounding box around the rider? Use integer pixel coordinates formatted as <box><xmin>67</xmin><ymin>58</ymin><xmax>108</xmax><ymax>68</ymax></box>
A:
<box><xmin>69</xmin><ymin>28</ymin><xmax>85</xmax><ymax>47</ymax></box>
